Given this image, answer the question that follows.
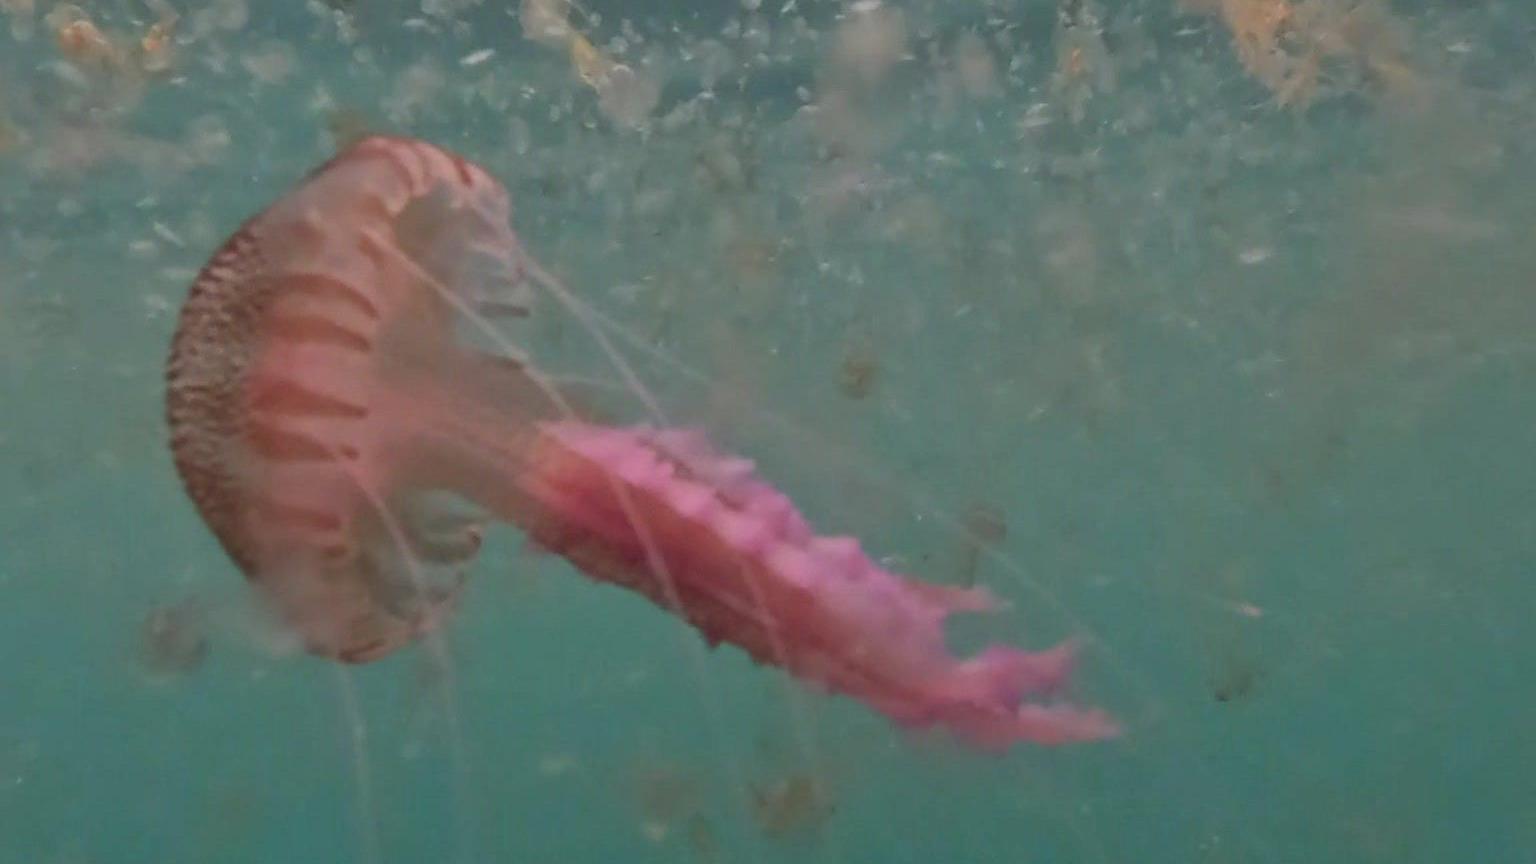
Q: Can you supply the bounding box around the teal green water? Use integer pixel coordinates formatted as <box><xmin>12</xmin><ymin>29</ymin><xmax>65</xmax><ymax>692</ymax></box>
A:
<box><xmin>2</xmin><ymin>1</ymin><xmax>1533</xmax><ymax>861</ymax></box>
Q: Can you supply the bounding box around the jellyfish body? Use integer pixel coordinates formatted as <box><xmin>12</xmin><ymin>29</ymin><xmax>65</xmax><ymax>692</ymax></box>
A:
<box><xmin>165</xmin><ymin>136</ymin><xmax>1116</xmax><ymax>747</ymax></box>
<box><xmin>166</xmin><ymin>136</ymin><xmax>547</xmax><ymax>662</ymax></box>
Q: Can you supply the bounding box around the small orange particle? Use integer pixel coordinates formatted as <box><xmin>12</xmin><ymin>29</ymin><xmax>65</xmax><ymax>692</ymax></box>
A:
<box><xmin>569</xmin><ymin>32</ymin><xmax>611</xmax><ymax>87</ymax></box>
<box><xmin>56</xmin><ymin>18</ymin><xmax>116</xmax><ymax>67</ymax></box>
<box><xmin>1064</xmin><ymin>46</ymin><xmax>1085</xmax><ymax>79</ymax></box>
<box><xmin>139</xmin><ymin>18</ymin><xmax>176</xmax><ymax>75</ymax></box>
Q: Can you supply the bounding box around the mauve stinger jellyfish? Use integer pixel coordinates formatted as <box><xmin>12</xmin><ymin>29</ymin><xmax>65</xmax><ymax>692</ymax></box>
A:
<box><xmin>164</xmin><ymin>136</ymin><xmax>1117</xmax><ymax>749</ymax></box>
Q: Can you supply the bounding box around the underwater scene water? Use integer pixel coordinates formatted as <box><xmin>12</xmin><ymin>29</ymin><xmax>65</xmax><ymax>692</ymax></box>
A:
<box><xmin>2</xmin><ymin>0</ymin><xmax>1533</xmax><ymax>861</ymax></box>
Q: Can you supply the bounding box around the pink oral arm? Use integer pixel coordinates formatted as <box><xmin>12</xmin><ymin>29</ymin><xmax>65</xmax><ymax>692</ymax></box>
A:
<box><xmin>516</xmin><ymin>422</ymin><xmax>1119</xmax><ymax>749</ymax></box>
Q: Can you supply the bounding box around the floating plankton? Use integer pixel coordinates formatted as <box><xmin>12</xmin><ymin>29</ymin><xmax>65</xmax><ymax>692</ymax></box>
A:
<box><xmin>1179</xmin><ymin>0</ymin><xmax>1423</xmax><ymax>108</ymax></box>
<box><xmin>164</xmin><ymin>136</ymin><xmax>1116</xmax><ymax>749</ymax></box>
<box><xmin>518</xmin><ymin>0</ymin><xmax>658</xmax><ymax>128</ymax></box>
<box><xmin>50</xmin><ymin>6</ymin><xmax>120</xmax><ymax>72</ymax></box>
<box><xmin>44</xmin><ymin>3</ymin><xmax>178</xmax><ymax>110</ymax></box>
<box><xmin>138</xmin><ymin>13</ymin><xmax>177</xmax><ymax>76</ymax></box>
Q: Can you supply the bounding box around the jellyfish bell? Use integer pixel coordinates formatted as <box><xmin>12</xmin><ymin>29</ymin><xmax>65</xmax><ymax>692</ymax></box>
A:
<box><xmin>166</xmin><ymin>135</ymin><xmax>552</xmax><ymax>663</ymax></box>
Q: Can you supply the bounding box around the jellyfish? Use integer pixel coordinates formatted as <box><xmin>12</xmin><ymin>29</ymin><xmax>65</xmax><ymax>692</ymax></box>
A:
<box><xmin>164</xmin><ymin>136</ymin><xmax>1116</xmax><ymax>749</ymax></box>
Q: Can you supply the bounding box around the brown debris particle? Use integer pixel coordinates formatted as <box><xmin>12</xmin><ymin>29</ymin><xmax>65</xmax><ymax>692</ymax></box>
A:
<box><xmin>838</xmin><ymin>344</ymin><xmax>881</xmax><ymax>401</ymax></box>
<box><xmin>956</xmin><ymin>502</ymin><xmax>1007</xmax><ymax>587</ymax></box>
<box><xmin>1178</xmin><ymin>0</ymin><xmax>1425</xmax><ymax>109</ymax></box>
<box><xmin>138</xmin><ymin>598</ymin><xmax>210</xmax><ymax>681</ymax></box>
<box><xmin>750</xmin><ymin>773</ymin><xmax>836</xmax><ymax>840</ymax></box>
<box><xmin>324</xmin><ymin>106</ymin><xmax>381</xmax><ymax>152</ymax></box>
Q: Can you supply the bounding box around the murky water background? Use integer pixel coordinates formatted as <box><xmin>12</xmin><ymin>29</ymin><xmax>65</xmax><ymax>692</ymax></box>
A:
<box><xmin>2</xmin><ymin>1</ymin><xmax>1533</xmax><ymax>861</ymax></box>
